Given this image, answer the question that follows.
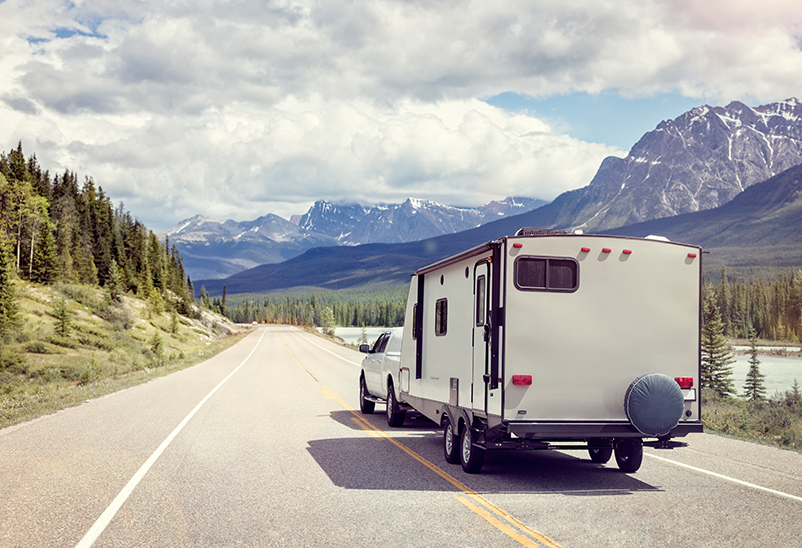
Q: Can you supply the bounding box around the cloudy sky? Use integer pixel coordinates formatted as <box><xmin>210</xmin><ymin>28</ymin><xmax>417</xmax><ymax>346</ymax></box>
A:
<box><xmin>2</xmin><ymin>0</ymin><xmax>802</xmax><ymax>232</ymax></box>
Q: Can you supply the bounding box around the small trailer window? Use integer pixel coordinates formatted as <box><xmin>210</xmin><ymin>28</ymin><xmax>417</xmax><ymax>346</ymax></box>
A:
<box><xmin>515</xmin><ymin>257</ymin><xmax>579</xmax><ymax>292</ymax></box>
<box><xmin>476</xmin><ymin>275</ymin><xmax>486</xmax><ymax>326</ymax></box>
<box><xmin>412</xmin><ymin>304</ymin><xmax>418</xmax><ymax>340</ymax></box>
<box><xmin>435</xmin><ymin>298</ymin><xmax>448</xmax><ymax>336</ymax></box>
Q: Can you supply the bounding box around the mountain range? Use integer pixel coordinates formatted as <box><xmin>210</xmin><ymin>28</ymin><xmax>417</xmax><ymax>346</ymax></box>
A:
<box><xmin>165</xmin><ymin>197</ymin><xmax>546</xmax><ymax>279</ymax></box>
<box><xmin>191</xmin><ymin>98</ymin><xmax>802</xmax><ymax>295</ymax></box>
<box><xmin>194</xmin><ymin>161</ymin><xmax>802</xmax><ymax>296</ymax></box>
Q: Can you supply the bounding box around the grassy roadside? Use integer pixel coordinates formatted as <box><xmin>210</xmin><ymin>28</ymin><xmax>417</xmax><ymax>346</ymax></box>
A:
<box><xmin>1</xmin><ymin>280</ymin><xmax>250</xmax><ymax>430</ymax></box>
<box><xmin>701</xmin><ymin>387</ymin><xmax>802</xmax><ymax>452</ymax></box>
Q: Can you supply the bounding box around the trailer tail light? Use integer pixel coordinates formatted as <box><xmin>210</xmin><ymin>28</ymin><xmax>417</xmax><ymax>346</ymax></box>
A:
<box><xmin>675</xmin><ymin>377</ymin><xmax>694</xmax><ymax>389</ymax></box>
<box><xmin>512</xmin><ymin>375</ymin><xmax>532</xmax><ymax>386</ymax></box>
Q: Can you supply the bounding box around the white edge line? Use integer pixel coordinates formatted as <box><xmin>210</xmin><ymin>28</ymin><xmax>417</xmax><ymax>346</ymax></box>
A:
<box><xmin>74</xmin><ymin>328</ymin><xmax>266</xmax><ymax>548</ymax></box>
<box><xmin>291</xmin><ymin>328</ymin><xmax>362</xmax><ymax>367</ymax></box>
<box><xmin>645</xmin><ymin>453</ymin><xmax>802</xmax><ymax>503</ymax></box>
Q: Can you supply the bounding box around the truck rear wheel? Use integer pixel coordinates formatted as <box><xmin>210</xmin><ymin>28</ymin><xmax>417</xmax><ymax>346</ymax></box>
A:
<box><xmin>386</xmin><ymin>384</ymin><xmax>406</xmax><ymax>427</ymax></box>
<box><xmin>614</xmin><ymin>439</ymin><xmax>643</xmax><ymax>473</ymax></box>
<box><xmin>443</xmin><ymin>418</ymin><xmax>459</xmax><ymax>464</ymax></box>
<box><xmin>359</xmin><ymin>376</ymin><xmax>374</xmax><ymax>414</ymax></box>
<box><xmin>460</xmin><ymin>426</ymin><xmax>485</xmax><ymax>474</ymax></box>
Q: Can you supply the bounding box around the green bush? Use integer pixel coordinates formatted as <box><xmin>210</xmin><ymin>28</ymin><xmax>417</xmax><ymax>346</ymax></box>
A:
<box><xmin>25</xmin><ymin>341</ymin><xmax>51</xmax><ymax>354</ymax></box>
<box><xmin>49</xmin><ymin>335</ymin><xmax>78</xmax><ymax>349</ymax></box>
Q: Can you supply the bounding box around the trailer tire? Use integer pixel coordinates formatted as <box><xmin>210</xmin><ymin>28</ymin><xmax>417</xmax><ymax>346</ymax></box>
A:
<box><xmin>614</xmin><ymin>439</ymin><xmax>643</xmax><ymax>473</ymax></box>
<box><xmin>443</xmin><ymin>418</ymin><xmax>459</xmax><ymax>464</ymax></box>
<box><xmin>359</xmin><ymin>376</ymin><xmax>375</xmax><ymax>414</ymax></box>
<box><xmin>588</xmin><ymin>447</ymin><xmax>613</xmax><ymax>464</ymax></box>
<box><xmin>460</xmin><ymin>426</ymin><xmax>485</xmax><ymax>474</ymax></box>
<box><xmin>386</xmin><ymin>384</ymin><xmax>406</xmax><ymax>427</ymax></box>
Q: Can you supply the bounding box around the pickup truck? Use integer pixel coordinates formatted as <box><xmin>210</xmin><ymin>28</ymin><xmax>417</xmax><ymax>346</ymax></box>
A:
<box><xmin>358</xmin><ymin>327</ymin><xmax>410</xmax><ymax>427</ymax></box>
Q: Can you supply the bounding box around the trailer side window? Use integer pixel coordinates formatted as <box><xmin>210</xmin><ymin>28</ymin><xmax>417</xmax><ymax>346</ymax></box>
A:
<box><xmin>435</xmin><ymin>298</ymin><xmax>448</xmax><ymax>336</ymax></box>
<box><xmin>475</xmin><ymin>275</ymin><xmax>486</xmax><ymax>326</ymax></box>
<box><xmin>412</xmin><ymin>304</ymin><xmax>418</xmax><ymax>340</ymax></box>
<box><xmin>515</xmin><ymin>257</ymin><xmax>578</xmax><ymax>292</ymax></box>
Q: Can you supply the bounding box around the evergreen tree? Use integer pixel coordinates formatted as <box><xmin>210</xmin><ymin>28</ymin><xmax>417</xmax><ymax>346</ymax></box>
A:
<box><xmin>31</xmin><ymin>221</ymin><xmax>59</xmax><ymax>284</ymax></box>
<box><xmin>743</xmin><ymin>327</ymin><xmax>765</xmax><ymax>401</ymax></box>
<box><xmin>53</xmin><ymin>296</ymin><xmax>72</xmax><ymax>338</ymax></box>
<box><xmin>0</xmin><ymin>235</ymin><xmax>19</xmax><ymax>342</ymax></box>
<box><xmin>106</xmin><ymin>258</ymin><xmax>124</xmax><ymax>302</ymax></box>
<box><xmin>701</xmin><ymin>290</ymin><xmax>736</xmax><ymax>398</ymax></box>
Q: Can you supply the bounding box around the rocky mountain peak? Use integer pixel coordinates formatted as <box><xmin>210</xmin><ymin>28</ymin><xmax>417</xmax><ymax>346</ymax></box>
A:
<box><xmin>554</xmin><ymin>98</ymin><xmax>802</xmax><ymax>232</ymax></box>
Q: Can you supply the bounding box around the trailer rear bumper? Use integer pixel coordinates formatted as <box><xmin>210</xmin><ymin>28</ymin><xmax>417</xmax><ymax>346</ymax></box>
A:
<box><xmin>506</xmin><ymin>420</ymin><xmax>704</xmax><ymax>439</ymax></box>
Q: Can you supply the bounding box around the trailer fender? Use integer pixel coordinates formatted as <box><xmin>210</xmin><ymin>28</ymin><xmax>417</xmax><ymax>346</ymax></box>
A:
<box><xmin>442</xmin><ymin>405</ymin><xmax>473</xmax><ymax>438</ymax></box>
<box><xmin>624</xmin><ymin>374</ymin><xmax>685</xmax><ymax>437</ymax></box>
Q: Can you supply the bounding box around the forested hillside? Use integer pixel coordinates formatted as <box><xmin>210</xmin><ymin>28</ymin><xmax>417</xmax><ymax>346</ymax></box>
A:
<box><xmin>0</xmin><ymin>142</ymin><xmax>193</xmax><ymax>312</ymax></box>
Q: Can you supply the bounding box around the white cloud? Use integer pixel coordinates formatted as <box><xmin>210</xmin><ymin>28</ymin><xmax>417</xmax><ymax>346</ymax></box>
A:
<box><xmin>1</xmin><ymin>0</ymin><xmax>801</xmax><ymax>230</ymax></box>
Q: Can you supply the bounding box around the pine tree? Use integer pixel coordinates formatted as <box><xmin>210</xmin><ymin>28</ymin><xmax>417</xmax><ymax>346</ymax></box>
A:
<box><xmin>53</xmin><ymin>296</ymin><xmax>72</xmax><ymax>338</ymax></box>
<box><xmin>0</xmin><ymin>235</ymin><xmax>20</xmax><ymax>342</ymax></box>
<box><xmin>106</xmin><ymin>258</ymin><xmax>124</xmax><ymax>302</ymax></box>
<box><xmin>743</xmin><ymin>327</ymin><xmax>765</xmax><ymax>401</ymax></box>
<box><xmin>701</xmin><ymin>291</ymin><xmax>736</xmax><ymax>398</ymax></box>
<box><xmin>31</xmin><ymin>221</ymin><xmax>59</xmax><ymax>284</ymax></box>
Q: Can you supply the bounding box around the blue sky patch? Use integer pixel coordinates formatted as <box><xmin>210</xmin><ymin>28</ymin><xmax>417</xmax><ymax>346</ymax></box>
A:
<box><xmin>484</xmin><ymin>91</ymin><xmax>723</xmax><ymax>151</ymax></box>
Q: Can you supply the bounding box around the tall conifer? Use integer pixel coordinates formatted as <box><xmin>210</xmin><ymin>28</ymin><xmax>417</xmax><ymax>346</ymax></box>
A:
<box><xmin>701</xmin><ymin>290</ymin><xmax>736</xmax><ymax>398</ymax></box>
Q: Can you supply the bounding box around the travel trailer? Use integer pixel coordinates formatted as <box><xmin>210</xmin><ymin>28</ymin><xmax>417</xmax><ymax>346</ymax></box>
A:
<box><xmin>359</xmin><ymin>229</ymin><xmax>703</xmax><ymax>474</ymax></box>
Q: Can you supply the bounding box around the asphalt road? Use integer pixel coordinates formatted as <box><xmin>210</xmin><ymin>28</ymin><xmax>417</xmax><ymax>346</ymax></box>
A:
<box><xmin>2</xmin><ymin>325</ymin><xmax>801</xmax><ymax>547</ymax></box>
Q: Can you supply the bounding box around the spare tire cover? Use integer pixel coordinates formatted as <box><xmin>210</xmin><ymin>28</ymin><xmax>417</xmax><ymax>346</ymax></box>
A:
<box><xmin>624</xmin><ymin>373</ymin><xmax>684</xmax><ymax>436</ymax></box>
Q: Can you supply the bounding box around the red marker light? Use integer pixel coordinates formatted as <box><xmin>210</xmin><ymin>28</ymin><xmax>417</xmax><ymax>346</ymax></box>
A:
<box><xmin>675</xmin><ymin>377</ymin><xmax>694</xmax><ymax>389</ymax></box>
<box><xmin>512</xmin><ymin>374</ymin><xmax>532</xmax><ymax>386</ymax></box>
<box><xmin>581</xmin><ymin>247</ymin><xmax>591</xmax><ymax>253</ymax></box>
<box><xmin>602</xmin><ymin>248</ymin><xmax>612</xmax><ymax>254</ymax></box>
<box><xmin>513</xmin><ymin>243</ymin><xmax>523</xmax><ymax>248</ymax></box>
<box><xmin>688</xmin><ymin>253</ymin><xmax>697</xmax><ymax>259</ymax></box>
<box><xmin>623</xmin><ymin>249</ymin><xmax>632</xmax><ymax>255</ymax></box>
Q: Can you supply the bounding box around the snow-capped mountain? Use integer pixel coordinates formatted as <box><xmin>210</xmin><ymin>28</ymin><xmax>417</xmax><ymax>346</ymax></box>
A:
<box><xmin>297</xmin><ymin>196</ymin><xmax>547</xmax><ymax>245</ymax></box>
<box><xmin>549</xmin><ymin>98</ymin><xmax>802</xmax><ymax>232</ymax></box>
<box><xmin>164</xmin><ymin>196</ymin><xmax>546</xmax><ymax>279</ymax></box>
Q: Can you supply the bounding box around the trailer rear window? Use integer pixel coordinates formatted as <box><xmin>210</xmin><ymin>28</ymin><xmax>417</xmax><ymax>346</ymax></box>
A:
<box><xmin>514</xmin><ymin>257</ymin><xmax>578</xmax><ymax>292</ymax></box>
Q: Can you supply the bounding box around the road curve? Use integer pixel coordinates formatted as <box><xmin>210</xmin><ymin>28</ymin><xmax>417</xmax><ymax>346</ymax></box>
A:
<box><xmin>1</xmin><ymin>325</ymin><xmax>801</xmax><ymax>547</ymax></box>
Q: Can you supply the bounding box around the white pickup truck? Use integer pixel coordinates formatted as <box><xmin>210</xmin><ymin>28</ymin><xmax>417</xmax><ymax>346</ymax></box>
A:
<box><xmin>358</xmin><ymin>327</ymin><xmax>410</xmax><ymax>427</ymax></box>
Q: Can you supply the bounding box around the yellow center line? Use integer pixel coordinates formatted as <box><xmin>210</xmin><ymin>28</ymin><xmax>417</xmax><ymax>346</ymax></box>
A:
<box><xmin>278</xmin><ymin>328</ymin><xmax>563</xmax><ymax>548</ymax></box>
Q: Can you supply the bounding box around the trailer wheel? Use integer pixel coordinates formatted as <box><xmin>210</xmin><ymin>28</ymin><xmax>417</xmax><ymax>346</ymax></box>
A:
<box><xmin>359</xmin><ymin>376</ymin><xmax>374</xmax><ymax>414</ymax></box>
<box><xmin>386</xmin><ymin>384</ymin><xmax>406</xmax><ymax>427</ymax></box>
<box><xmin>460</xmin><ymin>426</ymin><xmax>485</xmax><ymax>474</ymax></box>
<box><xmin>614</xmin><ymin>439</ymin><xmax>643</xmax><ymax>473</ymax></box>
<box><xmin>588</xmin><ymin>447</ymin><xmax>613</xmax><ymax>464</ymax></box>
<box><xmin>443</xmin><ymin>418</ymin><xmax>459</xmax><ymax>464</ymax></box>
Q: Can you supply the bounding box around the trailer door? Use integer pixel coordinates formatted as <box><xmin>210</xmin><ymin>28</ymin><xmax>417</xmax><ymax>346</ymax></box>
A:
<box><xmin>472</xmin><ymin>261</ymin><xmax>491</xmax><ymax>414</ymax></box>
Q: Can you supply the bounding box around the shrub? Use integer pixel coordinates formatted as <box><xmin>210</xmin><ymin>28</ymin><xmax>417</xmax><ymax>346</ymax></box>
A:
<box><xmin>25</xmin><ymin>341</ymin><xmax>51</xmax><ymax>354</ymax></box>
<box><xmin>49</xmin><ymin>335</ymin><xmax>78</xmax><ymax>349</ymax></box>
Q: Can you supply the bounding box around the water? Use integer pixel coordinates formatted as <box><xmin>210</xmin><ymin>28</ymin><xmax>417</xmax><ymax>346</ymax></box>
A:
<box><xmin>730</xmin><ymin>354</ymin><xmax>802</xmax><ymax>397</ymax></box>
<box><xmin>326</xmin><ymin>328</ymin><xmax>802</xmax><ymax>397</ymax></box>
<box><xmin>325</xmin><ymin>327</ymin><xmax>394</xmax><ymax>347</ymax></box>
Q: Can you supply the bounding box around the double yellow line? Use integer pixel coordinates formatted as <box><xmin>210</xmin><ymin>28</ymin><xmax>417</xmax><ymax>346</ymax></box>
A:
<box><xmin>279</xmin><ymin>328</ymin><xmax>562</xmax><ymax>548</ymax></box>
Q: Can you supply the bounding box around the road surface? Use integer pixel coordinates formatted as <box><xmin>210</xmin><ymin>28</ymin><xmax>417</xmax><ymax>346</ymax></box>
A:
<box><xmin>2</xmin><ymin>325</ymin><xmax>801</xmax><ymax>547</ymax></box>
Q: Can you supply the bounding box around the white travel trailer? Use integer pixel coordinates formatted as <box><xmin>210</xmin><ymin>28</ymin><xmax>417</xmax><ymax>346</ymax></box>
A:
<box><xmin>395</xmin><ymin>229</ymin><xmax>703</xmax><ymax>474</ymax></box>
